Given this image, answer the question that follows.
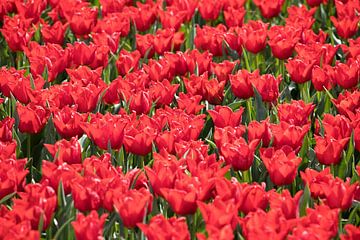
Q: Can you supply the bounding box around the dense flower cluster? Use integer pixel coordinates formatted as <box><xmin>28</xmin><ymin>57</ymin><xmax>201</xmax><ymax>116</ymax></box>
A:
<box><xmin>0</xmin><ymin>0</ymin><xmax>359</xmax><ymax>239</ymax></box>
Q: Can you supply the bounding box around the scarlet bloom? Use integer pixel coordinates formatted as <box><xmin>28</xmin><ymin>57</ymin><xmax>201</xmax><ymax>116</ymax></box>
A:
<box><xmin>198</xmin><ymin>0</ymin><xmax>223</xmax><ymax>21</ymax></box>
<box><xmin>341</xmin><ymin>224</ymin><xmax>360</xmax><ymax>240</ymax></box>
<box><xmin>0</xmin><ymin>15</ymin><xmax>34</xmax><ymax>52</ymax></box>
<box><xmin>153</xmin><ymin>28</ymin><xmax>175</xmax><ymax>55</ymax></box>
<box><xmin>224</xmin><ymin>7</ymin><xmax>246</xmax><ymax>27</ymax></box>
<box><xmin>268</xmin><ymin>25</ymin><xmax>301</xmax><ymax>59</ymax></box>
<box><xmin>66</xmin><ymin>6</ymin><xmax>98</xmax><ymax>36</ymax></box>
<box><xmin>81</xmin><ymin>113</ymin><xmax>127</xmax><ymax>150</ymax></box>
<box><xmin>323</xmin><ymin>178</ymin><xmax>358</xmax><ymax>210</ymax></box>
<box><xmin>0</xmin><ymin>117</ymin><xmax>14</xmax><ymax>142</ymax></box>
<box><xmin>271</xmin><ymin>121</ymin><xmax>310</xmax><ymax>152</ymax></box>
<box><xmin>252</xmin><ymin>74</ymin><xmax>282</xmax><ymax>103</ymax></box>
<box><xmin>208</xmin><ymin>106</ymin><xmax>244</xmax><ymax>128</ymax></box>
<box><xmin>311</xmin><ymin>65</ymin><xmax>334</xmax><ymax>91</ymax></box>
<box><xmin>277</xmin><ymin>100</ymin><xmax>315</xmax><ymax>126</ymax></box>
<box><xmin>240</xmin><ymin>209</ymin><xmax>289</xmax><ymax>239</ymax></box>
<box><xmin>41</xmin><ymin>21</ymin><xmax>68</xmax><ymax>45</ymax></box>
<box><xmin>17</xmin><ymin>103</ymin><xmax>49</xmax><ymax>134</ymax></box>
<box><xmin>114</xmin><ymin>188</ymin><xmax>153</xmax><ymax>228</ymax></box>
<box><xmin>230</xmin><ymin>69</ymin><xmax>259</xmax><ymax>99</ymax></box>
<box><xmin>70</xmin><ymin>84</ymin><xmax>104</xmax><ymax>113</ymax></box>
<box><xmin>300</xmin><ymin>167</ymin><xmax>334</xmax><ymax>198</ymax></box>
<box><xmin>72</xmin><ymin>211</ymin><xmax>107</xmax><ymax>240</ymax></box>
<box><xmin>220</xmin><ymin>138</ymin><xmax>260</xmax><ymax>171</ymax></box>
<box><xmin>12</xmin><ymin>182</ymin><xmax>57</xmax><ymax>230</ymax></box>
<box><xmin>247</xmin><ymin>119</ymin><xmax>272</xmax><ymax>147</ymax></box>
<box><xmin>331</xmin><ymin>15</ymin><xmax>359</xmax><ymax>39</ymax></box>
<box><xmin>0</xmin><ymin>158</ymin><xmax>28</xmax><ymax>200</ymax></box>
<box><xmin>123</xmin><ymin>122</ymin><xmax>157</xmax><ymax>156</ymax></box>
<box><xmin>238</xmin><ymin>20</ymin><xmax>268</xmax><ymax>54</ymax></box>
<box><xmin>254</xmin><ymin>0</ymin><xmax>285</xmax><ymax>18</ymax></box>
<box><xmin>128</xmin><ymin>90</ymin><xmax>152</xmax><ymax>115</ymax></box>
<box><xmin>238</xmin><ymin>183</ymin><xmax>269</xmax><ymax>214</ymax></box>
<box><xmin>149</xmin><ymin>80</ymin><xmax>179</xmax><ymax>107</ymax></box>
<box><xmin>44</xmin><ymin>137</ymin><xmax>82</xmax><ymax>165</ymax></box>
<box><xmin>198</xmin><ymin>197</ymin><xmax>238</xmax><ymax>230</ymax></box>
<box><xmin>269</xmin><ymin>189</ymin><xmax>303</xmax><ymax>219</ymax></box>
<box><xmin>138</xmin><ymin>214</ymin><xmax>190</xmax><ymax>240</ymax></box>
<box><xmin>211</xmin><ymin>60</ymin><xmax>239</xmax><ymax>83</ymax></box>
<box><xmin>314</xmin><ymin>135</ymin><xmax>349</xmax><ymax>165</ymax></box>
<box><xmin>52</xmin><ymin>106</ymin><xmax>88</xmax><ymax>139</ymax></box>
<box><xmin>260</xmin><ymin>146</ymin><xmax>302</xmax><ymax>186</ymax></box>
<box><xmin>177</xmin><ymin>93</ymin><xmax>204</xmax><ymax>115</ymax></box>
<box><xmin>116</xmin><ymin>50</ymin><xmax>141</xmax><ymax>76</ymax></box>
<box><xmin>160</xmin><ymin>177</ymin><xmax>204</xmax><ymax>215</ymax></box>
<box><xmin>159</xmin><ymin>6</ymin><xmax>187</xmax><ymax>31</ymax></box>
<box><xmin>286</xmin><ymin>58</ymin><xmax>316</xmax><ymax>84</ymax></box>
<box><xmin>333</xmin><ymin>60</ymin><xmax>360</xmax><ymax>89</ymax></box>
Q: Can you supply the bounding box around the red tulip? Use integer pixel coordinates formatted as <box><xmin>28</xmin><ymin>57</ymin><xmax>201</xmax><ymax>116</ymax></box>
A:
<box><xmin>17</xmin><ymin>103</ymin><xmax>49</xmax><ymax>134</ymax></box>
<box><xmin>260</xmin><ymin>146</ymin><xmax>302</xmax><ymax>186</ymax></box>
<box><xmin>269</xmin><ymin>189</ymin><xmax>303</xmax><ymax>219</ymax></box>
<box><xmin>230</xmin><ymin>69</ymin><xmax>259</xmax><ymax>99</ymax></box>
<box><xmin>277</xmin><ymin>100</ymin><xmax>315</xmax><ymax>126</ymax></box>
<box><xmin>72</xmin><ymin>211</ymin><xmax>107</xmax><ymax>240</ymax></box>
<box><xmin>252</xmin><ymin>74</ymin><xmax>282</xmax><ymax>103</ymax></box>
<box><xmin>208</xmin><ymin>106</ymin><xmax>244</xmax><ymax>128</ymax></box>
<box><xmin>0</xmin><ymin>117</ymin><xmax>14</xmax><ymax>142</ymax></box>
<box><xmin>247</xmin><ymin>119</ymin><xmax>272</xmax><ymax>147</ymax></box>
<box><xmin>41</xmin><ymin>21</ymin><xmax>68</xmax><ymax>45</ymax></box>
<box><xmin>254</xmin><ymin>0</ymin><xmax>285</xmax><ymax>18</ymax></box>
<box><xmin>323</xmin><ymin>178</ymin><xmax>357</xmax><ymax>210</ymax></box>
<box><xmin>268</xmin><ymin>25</ymin><xmax>301</xmax><ymax>59</ymax></box>
<box><xmin>198</xmin><ymin>0</ymin><xmax>223</xmax><ymax>21</ymax></box>
<box><xmin>138</xmin><ymin>214</ymin><xmax>190</xmax><ymax>240</ymax></box>
<box><xmin>114</xmin><ymin>188</ymin><xmax>153</xmax><ymax>228</ymax></box>
<box><xmin>52</xmin><ymin>106</ymin><xmax>88</xmax><ymax>139</ymax></box>
<box><xmin>81</xmin><ymin>113</ymin><xmax>128</xmax><ymax>150</ymax></box>
<box><xmin>341</xmin><ymin>224</ymin><xmax>360</xmax><ymax>240</ymax></box>
<box><xmin>44</xmin><ymin>137</ymin><xmax>82</xmax><ymax>165</ymax></box>
<box><xmin>238</xmin><ymin>20</ymin><xmax>268</xmax><ymax>54</ymax></box>
<box><xmin>286</xmin><ymin>58</ymin><xmax>316</xmax><ymax>84</ymax></box>
<box><xmin>314</xmin><ymin>135</ymin><xmax>349</xmax><ymax>165</ymax></box>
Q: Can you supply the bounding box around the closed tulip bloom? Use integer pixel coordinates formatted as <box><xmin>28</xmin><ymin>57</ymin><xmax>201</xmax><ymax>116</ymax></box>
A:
<box><xmin>238</xmin><ymin>183</ymin><xmax>269</xmax><ymax>214</ymax></box>
<box><xmin>114</xmin><ymin>188</ymin><xmax>153</xmax><ymax>228</ymax></box>
<box><xmin>286</xmin><ymin>58</ymin><xmax>316</xmax><ymax>84</ymax></box>
<box><xmin>253</xmin><ymin>0</ymin><xmax>285</xmax><ymax>18</ymax></box>
<box><xmin>221</xmin><ymin>138</ymin><xmax>260</xmax><ymax>171</ymax></box>
<box><xmin>138</xmin><ymin>214</ymin><xmax>190</xmax><ymax>240</ymax></box>
<box><xmin>314</xmin><ymin>135</ymin><xmax>349</xmax><ymax>165</ymax></box>
<box><xmin>198</xmin><ymin>0</ymin><xmax>223</xmax><ymax>21</ymax></box>
<box><xmin>252</xmin><ymin>74</ymin><xmax>282</xmax><ymax>103</ymax></box>
<box><xmin>238</xmin><ymin>20</ymin><xmax>268</xmax><ymax>54</ymax></box>
<box><xmin>323</xmin><ymin>178</ymin><xmax>358</xmax><ymax>210</ymax></box>
<box><xmin>333</xmin><ymin>60</ymin><xmax>360</xmax><ymax>89</ymax></box>
<box><xmin>208</xmin><ymin>106</ymin><xmax>244</xmax><ymax>128</ymax></box>
<box><xmin>311</xmin><ymin>65</ymin><xmax>334</xmax><ymax>91</ymax></box>
<box><xmin>230</xmin><ymin>69</ymin><xmax>259</xmax><ymax>99</ymax></box>
<box><xmin>72</xmin><ymin>211</ymin><xmax>107</xmax><ymax>240</ymax></box>
<box><xmin>268</xmin><ymin>26</ymin><xmax>301</xmax><ymax>59</ymax></box>
<box><xmin>269</xmin><ymin>190</ymin><xmax>303</xmax><ymax>219</ymax></box>
<box><xmin>81</xmin><ymin>113</ymin><xmax>127</xmax><ymax>150</ymax></box>
<box><xmin>17</xmin><ymin>103</ymin><xmax>49</xmax><ymax>134</ymax></box>
<box><xmin>340</xmin><ymin>224</ymin><xmax>360</xmax><ymax>240</ymax></box>
<box><xmin>331</xmin><ymin>15</ymin><xmax>359</xmax><ymax>39</ymax></box>
<box><xmin>0</xmin><ymin>117</ymin><xmax>14</xmax><ymax>142</ymax></box>
<box><xmin>260</xmin><ymin>146</ymin><xmax>302</xmax><ymax>186</ymax></box>
<box><xmin>52</xmin><ymin>106</ymin><xmax>88</xmax><ymax>139</ymax></box>
<box><xmin>277</xmin><ymin>100</ymin><xmax>315</xmax><ymax>126</ymax></box>
<box><xmin>41</xmin><ymin>21</ymin><xmax>68</xmax><ymax>45</ymax></box>
<box><xmin>44</xmin><ymin>137</ymin><xmax>82</xmax><ymax>165</ymax></box>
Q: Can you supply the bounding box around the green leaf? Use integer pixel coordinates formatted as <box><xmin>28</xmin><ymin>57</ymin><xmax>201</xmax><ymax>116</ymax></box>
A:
<box><xmin>338</xmin><ymin>133</ymin><xmax>354</xmax><ymax>179</ymax></box>
<box><xmin>254</xmin><ymin>88</ymin><xmax>267</xmax><ymax>121</ymax></box>
<box><xmin>0</xmin><ymin>192</ymin><xmax>16</xmax><ymax>205</ymax></box>
<box><xmin>299</xmin><ymin>185</ymin><xmax>311</xmax><ymax>217</ymax></box>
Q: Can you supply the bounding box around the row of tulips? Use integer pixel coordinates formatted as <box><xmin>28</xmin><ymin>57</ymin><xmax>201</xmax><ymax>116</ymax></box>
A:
<box><xmin>0</xmin><ymin>0</ymin><xmax>360</xmax><ymax>239</ymax></box>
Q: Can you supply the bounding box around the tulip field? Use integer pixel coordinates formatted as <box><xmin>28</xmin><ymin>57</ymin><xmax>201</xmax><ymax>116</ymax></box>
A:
<box><xmin>0</xmin><ymin>0</ymin><xmax>360</xmax><ymax>239</ymax></box>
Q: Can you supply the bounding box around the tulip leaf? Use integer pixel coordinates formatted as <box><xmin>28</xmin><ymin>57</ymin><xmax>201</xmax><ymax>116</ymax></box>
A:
<box><xmin>57</xmin><ymin>181</ymin><xmax>66</xmax><ymax>208</ymax></box>
<box><xmin>254</xmin><ymin>88</ymin><xmax>267</xmax><ymax>121</ymax></box>
<box><xmin>299</xmin><ymin>185</ymin><xmax>311</xmax><ymax>217</ymax></box>
<box><xmin>338</xmin><ymin>133</ymin><xmax>354</xmax><ymax>179</ymax></box>
<box><xmin>0</xmin><ymin>192</ymin><xmax>16</xmax><ymax>205</ymax></box>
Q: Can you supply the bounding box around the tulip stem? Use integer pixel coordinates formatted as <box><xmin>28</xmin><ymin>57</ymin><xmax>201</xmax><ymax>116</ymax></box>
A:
<box><xmin>246</xmin><ymin>98</ymin><xmax>254</xmax><ymax>122</ymax></box>
<box><xmin>242</xmin><ymin>170</ymin><xmax>251</xmax><ymax>183</ymax></box>
<box><xmin>27</xmin><ymin>134</ymin><xmax>31</xmax><ymax>160</ymax></box>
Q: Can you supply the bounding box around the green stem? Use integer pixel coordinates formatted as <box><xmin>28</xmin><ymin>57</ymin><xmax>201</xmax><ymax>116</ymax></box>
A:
<box><xmin>246</xmin><ymin>98</ymin><xmax>254</xmax><ymax>122</ymax></box>
<box><xmin>242</xmin><ymin>169</ymin><xmax>251</xmax><ymax>183</ymax></box>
